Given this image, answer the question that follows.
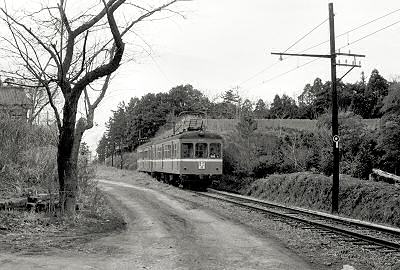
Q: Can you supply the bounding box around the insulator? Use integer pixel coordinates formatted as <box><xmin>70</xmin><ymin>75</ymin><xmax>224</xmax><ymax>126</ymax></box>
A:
<box><xmin>345</xmin><ymin>59</ymin><xmax>347</xmax><ymax>64</ymax></box>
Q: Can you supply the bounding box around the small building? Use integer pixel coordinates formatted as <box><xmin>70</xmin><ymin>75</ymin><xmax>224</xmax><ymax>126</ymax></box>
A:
<box><xmin>0</xmin><ymin>80</ymin><xmax>30</xmax><ymax>121</ymax></box>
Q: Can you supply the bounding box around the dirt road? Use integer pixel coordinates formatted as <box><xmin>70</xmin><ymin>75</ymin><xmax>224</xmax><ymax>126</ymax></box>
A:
<box><xmin>0</xmin><ymin>169</ymin><xmax>314</xmax><ymax>269</ymax></box>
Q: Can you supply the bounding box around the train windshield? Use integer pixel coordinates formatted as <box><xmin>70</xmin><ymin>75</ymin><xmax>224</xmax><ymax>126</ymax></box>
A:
<box><xmin>195</xmin><ymin>143</ymin><xmax>208</xmax><ymax>158</ymax></box>
<box><xmin>209</xmin><ymin>143</ymin><xmax>221</xmax><ymax>158</ymax></box>
<box><xmin>182</xmin><ymin>143</ymin><xmax>194</xmax><ymax>158</ymax></box>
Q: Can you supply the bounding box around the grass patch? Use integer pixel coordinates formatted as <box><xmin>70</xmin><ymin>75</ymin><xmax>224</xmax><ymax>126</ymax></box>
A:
<box><xmin>0</xmin><ymin>165</ymin><xmax>127</xmax><ymax>254</ymax></box>
<box><xmin>0</xmin><ymin>191</ymin><xmax>126</xmax><ymax>254</ymax></box>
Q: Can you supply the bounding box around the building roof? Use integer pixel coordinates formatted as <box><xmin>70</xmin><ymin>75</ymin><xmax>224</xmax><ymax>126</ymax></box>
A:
<box><xmin>0</xmin><ymin>86</ymin><xmax>30</xmax><ymax>107</ymax></box>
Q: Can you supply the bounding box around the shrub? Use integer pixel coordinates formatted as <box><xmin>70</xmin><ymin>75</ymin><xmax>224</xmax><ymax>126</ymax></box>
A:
<box><xmin>211</xmin><ymin>175</ymin><xmax>254</xmax><ymax>194</ymax></box>
<box><xmin>0</xmin><ymin>118</ymin><xmax>58</xmax><ymax>197</ymax></box>
<box><xmin>20</xmin><ymin>146</ymin><xmax>58</xmax><ymax>194</ymax></box>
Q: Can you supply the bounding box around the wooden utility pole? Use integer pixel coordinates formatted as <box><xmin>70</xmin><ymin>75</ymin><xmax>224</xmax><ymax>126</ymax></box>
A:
<box><xmin>329</xmin><ymin>3</ymin><xmax>339</xmax><ymax>214</ymax></box>
<box><xmin>271</xmin><ymin>2</ymin><xmax>365</xmax><ymax>214</ymax></box>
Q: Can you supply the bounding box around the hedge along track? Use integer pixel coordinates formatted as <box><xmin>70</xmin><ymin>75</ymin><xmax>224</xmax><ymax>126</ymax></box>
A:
<box><xmin>195</xmin><ymin>188</ymin><xmax>400</xmax><ymax>252</ymax></box>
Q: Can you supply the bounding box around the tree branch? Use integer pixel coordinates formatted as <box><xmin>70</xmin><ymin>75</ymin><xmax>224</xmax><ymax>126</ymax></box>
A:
<box><xmin>0</xmin><ymin>8</ymin><xmax>60</xmax><ymax>69</ymax></box>
<box><xmin>72</xmin><ymin>0</ymin><xmax>125</xmax><ymax>101</ymax></box>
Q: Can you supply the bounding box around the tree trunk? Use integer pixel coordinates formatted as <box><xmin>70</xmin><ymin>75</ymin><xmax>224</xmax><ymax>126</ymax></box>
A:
<box><xmin>119</xmin><ymin>141</ymin><xmax>123</xmax><ymax>169</ymax></box>
<box><xmin>57</xmin><ymin>99</ymin><xmax>81</xmax><ymax>215</ymax></box>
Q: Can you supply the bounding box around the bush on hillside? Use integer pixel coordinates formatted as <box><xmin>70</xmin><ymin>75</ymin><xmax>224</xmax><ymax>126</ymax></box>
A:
<box><xmin>211</xmin><ymin>175</ymin><xmax>254</xmax><ymax>194</ymax></box>
<box><xmin>245</xmin><ymin>172</ymin><xmax>400</xmax><ymax>227</ymax></box>
<box><xmin>222</xmin><ymin>112</ymin><xmax>380</xmax><ymax>179</ymax></box>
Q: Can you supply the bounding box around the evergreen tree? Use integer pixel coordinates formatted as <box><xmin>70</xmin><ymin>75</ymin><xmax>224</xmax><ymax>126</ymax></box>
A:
<box><xmin>253</xmin><ymin>99</ymin><xmax>269</xmax><ymax>119</ymax></box>
<box><xmin>378</xmin><ymin>82</ymin><xmax>400</xmax><ymax>174</ymax></box>
<box><xmin>367</xmin><ymin>69</ymin><xmax>389</xmax><ymax>118</ymax></box>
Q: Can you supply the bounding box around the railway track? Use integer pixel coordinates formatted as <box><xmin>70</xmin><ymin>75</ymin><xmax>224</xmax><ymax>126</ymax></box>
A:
<box><xmin>196</xmin><ymin>188</ymin><xmax>400</xmax><ymax>252</ymax></box>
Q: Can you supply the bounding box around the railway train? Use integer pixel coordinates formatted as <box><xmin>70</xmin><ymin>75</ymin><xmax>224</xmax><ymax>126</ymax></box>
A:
<box><xmin>137</xmin><ymin>128</ymin><xmax>223</xmax><ymax>189</ymax></box>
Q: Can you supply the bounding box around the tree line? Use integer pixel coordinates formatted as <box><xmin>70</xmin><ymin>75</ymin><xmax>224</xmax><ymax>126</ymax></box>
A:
<box><xmin>97</xmin><ymin>69</ymin><xmax>400</xmax><ymax>177</ymax></box>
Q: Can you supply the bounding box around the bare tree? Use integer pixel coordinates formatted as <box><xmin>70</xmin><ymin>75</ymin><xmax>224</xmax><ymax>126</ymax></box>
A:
<box><xmin>0</xmin><ymin>0</ymin><xmax>185</xmax><ymax>215</ymax></box>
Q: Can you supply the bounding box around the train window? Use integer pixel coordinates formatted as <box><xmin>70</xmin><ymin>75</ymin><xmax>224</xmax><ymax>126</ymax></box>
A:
<box><xmin>195</xmin><ymin>143</ymin><xmax>208</xmax><ymax>158</ymax></box>
<box><xmin>209</xmin><ymin>143</ymin><xmax>221</xmax><ymax>158</ymax></box>
<box><xmin>173</xmin><ymin>143</ymin><xmax>177</xmax><ymax>158</ymax></box>
<box><xmin>164</xmin><ymin>145</ymin><xmax>171</xmax><ymax>159</ymax></box>
<box><xmin>157</xmin><ymin>146</ymin><xmax>162</xmax><ymax>159</ymax></box>
<box><xmin>182</xmin><ymin>143</ymin><xmax>194</xmax><ymax>158</ymax></box>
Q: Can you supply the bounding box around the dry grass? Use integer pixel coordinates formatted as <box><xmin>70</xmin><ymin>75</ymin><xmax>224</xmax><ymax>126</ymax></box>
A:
<box><xmin>245</xmin><ymin>172</ymin><xmax>400</xmax><ymax>227</ymax></box>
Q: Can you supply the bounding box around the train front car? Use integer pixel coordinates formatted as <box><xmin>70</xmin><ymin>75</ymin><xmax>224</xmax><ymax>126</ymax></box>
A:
<box><xmin>177</xmin><ymin>131</ymin><xmax>222</xmax><ymax>189</ymax></box>
<box><xmin>137</xmin><ymin>130</ymin><xmax>223</xmax><ymax>190</ymax></box>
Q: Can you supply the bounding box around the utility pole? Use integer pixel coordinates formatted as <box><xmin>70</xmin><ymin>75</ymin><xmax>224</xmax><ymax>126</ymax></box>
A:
<box><xmin>329</xmin><ymin>3</ymin><xmax>339</xmax><ymax>214</ymax></box>
<box><xmin>271</xmin><ymin>3</ymin><xmax>365</xmax><ymax>214</ymax></box>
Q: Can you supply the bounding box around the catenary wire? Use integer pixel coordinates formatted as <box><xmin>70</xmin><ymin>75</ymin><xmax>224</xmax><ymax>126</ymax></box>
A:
<box><xmin>299</xmin><ymin>8</ymin><xmax>400</xmax><ymax>54</ymax></box>
<box><xmin>338</xmin><ymin>18</ymin><xmax>400</xmax><ymax>51</ymax></box>
<box><xmin>255</xmin><ymin>18</ymin><xmax>400</xmax><ymax>87</ymax></box>
<box><xmin>237</xmin><ymin>18</ymin><xmax>328</xmax><ymax>86</ymax></box>
<box><xmin>283</xmin><ymin>18</ymin><xmax>328</xmax><ymax>53</ymax></box>
<box><xmin>237</xmin><ymin>8</ymin><xmax>400</xmax><ymax>88</ymax></box>
<box><xmin>261</xmin><ymin>58</ymin><xmax>320</xmax><ymax>85</ymax></box>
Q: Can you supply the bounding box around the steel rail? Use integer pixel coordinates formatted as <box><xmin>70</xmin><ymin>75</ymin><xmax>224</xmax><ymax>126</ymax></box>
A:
<box><xmin>196</xmin><ymin>190</ymin><xmax>400</xmax><ymax>251</ymax></box>
<box><xmin>208</xmin><ymin>189</ymin><xmax>400</xmax><ymax>236</ymax></box>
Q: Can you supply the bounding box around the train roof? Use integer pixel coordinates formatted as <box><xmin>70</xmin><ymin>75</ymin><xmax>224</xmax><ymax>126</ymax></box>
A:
<box><xmin>138</xmin><ymin>130</ymin><xmax>223</xmax><ymax>148</ymax></box>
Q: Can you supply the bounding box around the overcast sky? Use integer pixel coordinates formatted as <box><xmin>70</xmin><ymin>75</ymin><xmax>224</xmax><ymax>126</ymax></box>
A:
<box><xmin>56</xmin><ymin>0</ymin><xmax>399</xmax><ymax>152</ymax></box>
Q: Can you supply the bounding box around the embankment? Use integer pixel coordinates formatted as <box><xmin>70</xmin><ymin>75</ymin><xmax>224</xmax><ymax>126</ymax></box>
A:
<box><xmin>244</xmin><ymin>172</ymin><xmax>400</xmax><ymax>227</ymax></box>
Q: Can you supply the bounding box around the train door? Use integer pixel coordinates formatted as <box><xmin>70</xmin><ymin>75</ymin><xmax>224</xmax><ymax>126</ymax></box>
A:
<box><xmin>175</xmin><ymin>142</ymin><xmax>179</xmax><ymax>173</ymax></box>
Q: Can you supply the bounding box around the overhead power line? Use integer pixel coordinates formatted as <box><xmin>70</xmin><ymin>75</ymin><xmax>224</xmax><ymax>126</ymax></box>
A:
<box><xmin>338</xmin><ymin>18</ymin><xmax>400</xmax><ymax>50</ymax></box>
<box><xmin>258</xmin><ymin>12</ymin><xmax>400</xmax><ymax>86</ymax></box>
<box><xmin>237</xmin><ymin>7</ymin><xmax>400</xmax><ymax>89</ymax></box>
<box><xmin>237</xmin><ymin>61</ymin><xmax>280</xmax><ymax>86</ymax></box>
<box><xmin>237</xmin><ymin>18</ymin><xmax>328</xmax><ymax>86</ymax></box>
<box><xmin>301</xmin><ymin>7</ymin><xmax>400</xmax><ymax>53</ymax></box>
<box><xmin>283</xmin><ymin>18</ymin><xmax>328</xmax><ymax>53</ymax></box>
<box><xmin>261</xmin><ymin>58</ymin><xmax>320</xmax><ymax>85</ymax></box>
<box><xmin>337</xmin><ymin>7</ymin><xmax>400</xmax><ymax>38</ymax></box>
